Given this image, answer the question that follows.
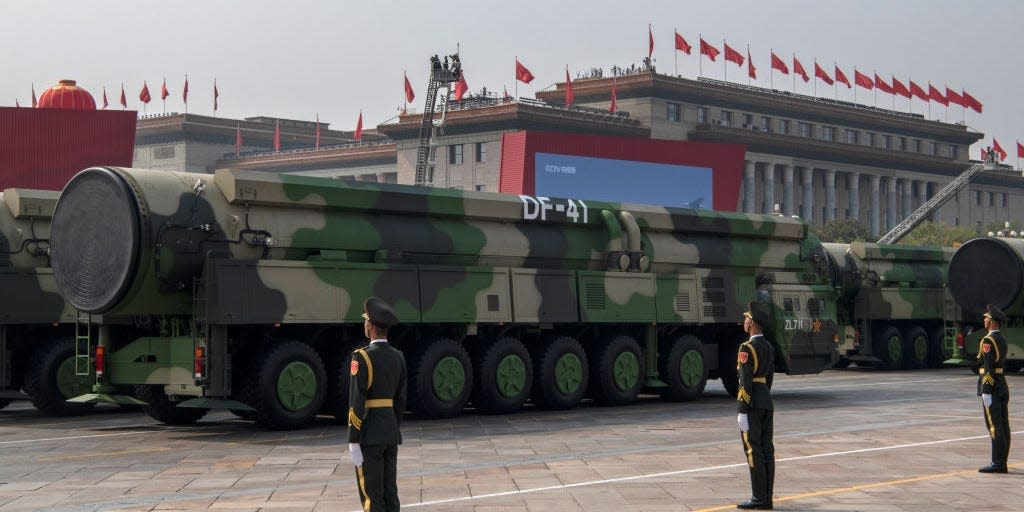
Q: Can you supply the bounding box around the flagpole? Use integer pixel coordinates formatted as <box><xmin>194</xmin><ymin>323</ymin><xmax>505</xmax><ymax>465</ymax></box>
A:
<box><xmin>873</xmin><ymin>70</ymin><xmax>877</xmax><ymax>108</ymax></box>
<box><xmin>813</xmin><ymin>59</ymin><xmax>817</xmax><ymax>98</ymax></box>
<box><xmin>403</xmin><ymin>70</ymin><xmax>407</xmax><ymax>113</ymax></box>
<box><xmin>515</xmin><ymin>56</ymin><xmax>518</xmax><ymax>100</ymax></box>
<box><xmin>853</xmin><ymin>71</ymin><xmax>857</xmax><ymax>104</ymax></box>
<box><xmin>791</xmin><ymin>54</ymin><xmax>795</xmax><ymax>94</ymax></box>
<box><xmin>747</xmin><ymin>44</ymin><xmax>751</xmax><ymax>86</ymax></box>
<box><xmin>722</xmin><ymin>39</ymin><xmax>727</xmax><ymax>82</ymax></box>
<box><xmin>769</xmin><ymin>49</ymin><xmax>774</xmax><ymax>90</ymax></box>
<box><xmin>698</xmin><ymin>34</ymin><xmax>703</xmax><ymax>78</ymax></box>
<box><xmin>674</xmin><ymin>28</ymin><xmax>678</xmax><ymax>76</ymax></box>
<box><xmin>834</xmin><ymin>63</ymin><xmax>838</xmax><ymax>101</ymax></box>
<box><xmin>162</xmin><ymin>77</ymin><xmax>166</xmax><ymax>114</ymax></box>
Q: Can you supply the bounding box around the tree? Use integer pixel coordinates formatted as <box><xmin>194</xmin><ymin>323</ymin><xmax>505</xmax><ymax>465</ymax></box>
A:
<box><xmin>813</xmin><ymin>218</ymin><xmax>871</xmax><ymax>243</ymax></box>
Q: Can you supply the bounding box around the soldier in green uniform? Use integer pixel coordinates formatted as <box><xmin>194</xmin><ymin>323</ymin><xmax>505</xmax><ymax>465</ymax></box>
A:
<box><xmin>977</xmin><ymin>304</ymin><xmax>1011</xmax><ymax>474</ymax></box>
<box><xmin>736</xmin><ymin>301</ymin><xmax>776</xmax><ymax>510</ymax></box>
<box><xmin>348</xmin><ymin>297</ymin><xmax>407</xmax><ymax>511</ymax></box>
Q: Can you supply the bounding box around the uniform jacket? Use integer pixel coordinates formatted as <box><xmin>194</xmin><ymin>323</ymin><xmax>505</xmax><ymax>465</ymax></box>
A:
<box><xmin>737</xmin><ymin>334</ymin><xmax>775</xmax><ymax>414</ymax></box>
<box><xmin>348</xmin><ymin>341</ymin><xmax>407</xmax><ymax>445</ymax></box>
<box><xmin>977</xmin><ymin>330</ymin><xmax>1009</xmax><ymax>397</ymax></box>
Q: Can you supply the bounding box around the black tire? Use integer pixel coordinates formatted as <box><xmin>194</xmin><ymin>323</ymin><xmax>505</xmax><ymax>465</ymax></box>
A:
<box><xmin>24</xmin><ymin>338</ymin><xmax>94</xmax><ymax>416</ymax></box>
<box><xmin>250</xmin><ymin>341</ymin><xmax>327</xmax><ymax>430</ymax></box>
<box><xmin>0</xmin><ymin>399</ymin><xmax>11</xmax><ymax>410</ymax></box>
<box><xmin>873</xmin><ymin>325</ymin><xmax>903</xmax><ymax>370</ymax></box>
<box><xmin>660</xmin><ymin>335</ymin><xmax>708</xmax><ymax>402</ymax></box>
<box><xmin>408</xmin><ymin>338</ymin><xmax>472</xmax><ymax>419</ymax></box>
<box><xmin>902</xmin><ymin>326</ymin><xmax>929</xmax><ymax>369</ymax></box>
<box><xmin>589</xmin><ymin>335</ymin><xmax>644</xmax><ymax>405</ymax></box>
<box><xmin>135</xmin><ymin>385</ymin><xmax>208</xmax><ymax>425</ymax></box>
<box><xmin>324</xmin><ymin>343</ymin><xmax>358</xmax><ymax>423</ymax></box>
<box><xmin>472</xmin><ymin>337</ymin><xmax>533</xmax><ymax>414</ymax></box>
<box><xmin>717</xmin><ymin>340</ymin><xmax>739</xmax><ymax>398</ymax></box>
<box><xmin>833</xmin><ymin>357</ymin><xmax>852</xmax><ymax>369</ymax></box>
<box><xmin>531</xmin><ymin>335</ymin><xmax>588</xmax><ymax>410</ymax></box>
<box><xmin>927</xmin><ymin>325</ymin><xmax>947</xmax><ymax>368</ymax></box>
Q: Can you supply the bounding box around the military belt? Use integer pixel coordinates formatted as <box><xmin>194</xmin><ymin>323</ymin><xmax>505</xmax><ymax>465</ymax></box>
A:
<box><xmin>979</xmin><ymin>368</ymin><xmax>1004</xmax><ymax>375</ymax></box>
<box><xmin>365</xmin><ymin>399</ymin><xmax>394</xmax><ymax>408</ymax></box>
<box><xmin>752</xmin><ymin>377</ymin><xmax>767</xmax><ymax>384</ymax></box>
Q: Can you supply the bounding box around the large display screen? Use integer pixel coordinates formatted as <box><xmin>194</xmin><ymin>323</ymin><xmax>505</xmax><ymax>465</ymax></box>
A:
<box><xmin>535</xmin><ymin>152</ymin><xmax>713</xmax><ymax>209</ymax></box>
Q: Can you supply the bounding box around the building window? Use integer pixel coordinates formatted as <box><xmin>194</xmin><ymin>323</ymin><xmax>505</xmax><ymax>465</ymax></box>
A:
<box><xmin>449</xmin><ymin>144</ymin><xmax>464</xmax><ymax>165</ymax></box>
<box><xmin>989</xmin><ymin>192</ymin><xmax>994</xmax><ymax>207</ymax></box>
<box><xmin>899</xmin><ymin>137</ymin><xmax>907</xmax><ymax>151</ymax></box>
<box><xmin>822</xmin><ymin>126</ymin><xmax>835</xmax><ymax>141</ymax></box>
<box><xmin>475</xmin><ymin>142</ymin><xmax>486</xmax><ymax>163</ymax></box>
<box><xmin>721</xmin><ymin>110</ymin><xmax>732</xmax><ymax>127</ymax></box>
<box><xmin>777</xmin><ymin>119</ymin><xmax>790</xmax><ymax>134</ymax></box>
<box><xmin>696</xmin><ymin>107</ymin><xmax>708</xmax><ymax>123</ymax></box>
<box><xmin>742</xmin><ymin>113</ymin><xmax>753</xmax><ymax>128</ymax></box>
<box><xmin>845</xmin><ymin>130</ymin><xmax>858</xmax><ymax>144</ymax></box>
<box><xmin>1002</xmin><ymin>193</ymin><xmax>1007</xmax><ymax>208</ymax></box>
<box><xmin>760</xmin><ymin>116</ymin><xmax>772</xmax><ymax>132</ymax></box>
<box><xmin>948</xmin><ymin>144</ymin><xmax>958</xmax><ymax>159</ymax></box>
<box><xmin>798</xmin><ymin>122</ymin><xmax>812</xmax><ymax>137</ymax></box>
<box><xmin>866</xmin><ymin>133</ymin><xmax>876</xmax><ymax>147</ymax></box>
<box><xmin>475</xmin><ymin>184</ymin><xmax>486</xmax><ymax>192</ymax></box>
<box><xmin>881</xmin><ymin>135</ymin><xmax>891</xmax><ymax>149</ymax></box>
<box><xmin>976</xmin><ymin>191</ymin><xmax>981</xmax><ymax>205</ymax></box>
<box><xmin>666</xmin><ymin>102</ymin><xmax>682</xmax><ymax>122</ymax></box>
<box><xmin>153</xmin><ymin>146</ymin><xmax>176</xmax><ymax>159</ymax></box>
<box><xmin>913</xmin><ymin>139</ymin><xmax>922</xmax><ymax>153</ymax></box>
<box><xmin>931</xmin><ymin>142</ymin><xmax>940</xmax><ymax>156</ymax></box>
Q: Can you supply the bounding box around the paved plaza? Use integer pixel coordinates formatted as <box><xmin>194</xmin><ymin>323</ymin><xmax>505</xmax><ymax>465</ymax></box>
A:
<box><xmin>0</xmin><ymin>368</ymin><xmax>1019</xmax><ymax>511</ymax></box>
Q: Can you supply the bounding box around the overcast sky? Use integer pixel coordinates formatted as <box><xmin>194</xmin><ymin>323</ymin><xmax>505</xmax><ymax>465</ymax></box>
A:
<box><xmin>4</xmin><ymin>0</ymin><xmax>1021</xmax><ymax>159</ymax></box>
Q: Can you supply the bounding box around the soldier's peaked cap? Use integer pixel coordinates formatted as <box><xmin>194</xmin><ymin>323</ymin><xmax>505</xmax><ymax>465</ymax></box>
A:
<box><xmin>364</xmin><ymin>297</ymin><xmax>399</xmax><ymax>328</ymax></box>
<box><xmin>984</xmin><ymin>304</ymin><xmax>1008</xmax><ymax>323</ymax></box>
<box><xmin>745</xmin><ymin>301</ymin><xmax>772</xmax><ymax>329</ymax></box>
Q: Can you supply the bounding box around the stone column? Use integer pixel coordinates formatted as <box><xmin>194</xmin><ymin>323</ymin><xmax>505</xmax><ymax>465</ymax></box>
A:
<box><xmin>802</xmin><ymin>167</ymin><xmax>814</xmax><ymax>223</ymax></box>
<box><xmin>782</xmin><ymin>165</ymin><xmax>795</xmax><ymax>216</ymax></box>
<box><xmin>886</xmin><ymin>177</ymin><xmax>898</xmax><ymax>230</ymax></box>
<box><xmin>848</xmin><ymin>172</ymin><xmax>860</xmax><ymax>220</ymax></box>
<box><xmin>870</xmin><ymin>174</ymin><xmax>881</xmax><ymax>236</ymax></box>
<box><xmin>825</xmin><ymin>169</ymin><xmax>837</xmax><ymax>222</ymax></box>
<box><xmin>916</xmin><ymin>180</ymin><xmax>928</xmax><ymax>208</ymax></box>
<box><xmin>901</xmin><ymin>179</ymin><xmax>912</xmax><ymax>219</ymax></box>
<box><xmin>744</xmin><ymin>160</ymin><xmax>756</xmax><ymax>213</ymax></box>
<box><xmin>763</xmin><ymin>163</ymin><xmax>776</xmax><ymax>214</ymax></box>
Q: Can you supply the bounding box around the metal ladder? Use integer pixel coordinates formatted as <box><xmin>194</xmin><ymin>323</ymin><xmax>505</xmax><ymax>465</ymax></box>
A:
<box><xmin>413</xmin><ymin>58</ymin><xmax>462</xmax><ymax>185</ymax></box>
<box><xmin>74</xmin><ymin>311</ymin><xmax>92</xmax><ymax>377</ymax></box>
<box><xmin>876</xmin><ymin>161</ymin><xmax>991</xmax><ymax>245</ymax></box>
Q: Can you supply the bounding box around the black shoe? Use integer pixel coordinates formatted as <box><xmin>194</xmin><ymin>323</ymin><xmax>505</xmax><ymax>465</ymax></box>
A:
<box><xmin>736</xmin><ymin>498</ymin><xmax>773</xmax><ymax>509</ymax></box>
<box><xmin>978</xmin><ymin>463</ymin><xmax>1008</xmax><ymax>473</ymax></box>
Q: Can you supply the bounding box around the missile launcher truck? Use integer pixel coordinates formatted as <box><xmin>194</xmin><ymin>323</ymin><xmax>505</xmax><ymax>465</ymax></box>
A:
<box><xmin>50</xmin><ymin>167</ymin><xmax>841</xmax><ymax>429</ymax></box>
<box><xmin>0</xmin><ymin>188</ymin><xmax>94</xmax><ymax>416</ymax></box>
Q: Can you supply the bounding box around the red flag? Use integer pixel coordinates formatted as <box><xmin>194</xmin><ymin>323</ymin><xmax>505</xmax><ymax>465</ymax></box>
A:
<box><xmin>891</xmin><ymin>77</ymin><xmax>911</xmax><ymax>98</ymax></box>
<box><xmin>1017</xmin><ymin>141</ymin><xmax>1024</xmax><ymax>159</ymax></box>
<box><xmin>928</xmin><ymin>83</ymin><xmax>947</xmax><ymax>106</ymax></box>
<box><xmin>213</xmin><ymin>81</ymin><xmax>219</xmax><ymax>111</ymax></box>
<box><xmin>854</xmin><ymin>70</ymin><xmax>874</xmax><ymax>90</ymax></box>
<box><xmin>945</xmin><ymin>87</ymin><xmax>964</xmax><ymax>107</ymax></box>
<box><xmin>609</xmin><ymin>77</ymin><xmax>617</xmax><ymax>113</ymax></box>
<box><xmin>699</xmin><ymin>38</ymin><xmax>719</xmax><ymax>61</ymax></box>
<box><xmin>31</xmin><ymin>84</ymin><xmax>36</xmax><ymax>108</ymax></box>
<box><xmin>980</xmin><ymin>147</ymin><xmax>986</xmax><ymax>160</ymax></box>
<box><xmin>834</xmin><ymin>65</ymin><xmax>850</xmax><ymax>88</ymax></box>
<box><xmin>183</xmin><ymin>76</ymin><xmax>189</xmax><ymax>104</ymax></box>
<box><xmin>503</xmin><ymin>86</ymin><xmax>510</xmax><ymax>103</ymax></box>
<box><xmin>353</xmin><ymin>111</ymin><xmax>363</xmax><ymax>141</ymax></box>
<box><xmin>273</xmin><ymin>119</ymin><xmax>281</xmax><ymax>152</ymax></box>
<box><xmin>724</xmin><ymin>42</ymin><xmax>744</xmax><ymax>66</ymax></box>
<box><xmin>454</xmin><ymin>73</ymin><xmax>468</xmax><ymax>100</ymax></box>
<box><xmin>404</xmin><ymin>73</ymin><xmax>415</xmax><ymax>103</ymax></box>
<box><xmin>793</xmin><ymin>56</ymin><xmax>809</xmax><ymax>82</ymax></box>
<box><xmin>770</xmin><ymin>52</ymin><xmax>788</xmax><ymax>74</ymax></box>
<box><xmin>814</xmin><ymin>63</ymin><xmax>833</xmax><ymax>85</ymax></box>
<box><xmin>102</xmin><ymin>87</ymin><xmax>109</xmax><ymax>109</ymax></box>
<box><xmin>962</xmin><ymin>90</ymin><xmax>983</xmax><ymax>113</ymax></box>
<box><xmin>874</xmin><ymin>74</ymin><xmax>893</xmax><ymax>95</ymax></box>
<box><xmin>993</xmin><ymin>139</ymin><xmax>1007</xmax><ymax>161</ymax></box>
<box><xmin>909</xmin><ymin>80</ymin><xmax>928</xmax><ymax>101</ymax></box>
<box><xmin>235</xmin><ymin>124</ymin><xmax>242</xmax><ymax>158</ymax></box>
<box><xmin>160</xmin><ymin>78</ymin><xmax>169</xmax><ymax>100</ymax></box>
<box><xmin>119</xmin><ymin>84</ymin><xmax>127</xmax><ymax>108</ymax></box>
<box><xmin>139</xmin><ymin>82</ymin><xmax>151</xmax><ymax>103</ymax></box>
<box><xmin>674</xmin><ymin>31</ymin><xmax>691</xmax><ymax>54</ymax></box>
<box><xmin>564</xmin><ymin>67</ymin><xmax>573</xmax><ymax>107</ymax></box>
<box><xmin>315</xmin><ymin>114</ymin><xmax>321</xmax><ymax>149</ymax></box>
<box><xmin>515</xmin><ymin>59</ymin><xmax>534</xmax><ymax>84</ymax></box>
<box><xmin>747</xmin><ymin>49</ymin><xmax>756</xmax><ymax>79</ymax></box>
<box><xmin>648</xmin><ymin>25</ymin><xmax>654</xmax><ymax>60</ymax></box>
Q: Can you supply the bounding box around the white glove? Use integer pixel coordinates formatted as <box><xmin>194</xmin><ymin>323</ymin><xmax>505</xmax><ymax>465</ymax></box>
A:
<box><xmin>349</xmin><ymin>443</ymin><xmax>363</xmax><ymax>467</ymax></box>
<box><xmin>737</xmin><ymin>413</ymin><xmax>749</xmax><ymax>432</ymax></box>
<box><xmin>982</xmin><ymin>394</ymin><xmax>993</xmax><ymax>408</ymax></box>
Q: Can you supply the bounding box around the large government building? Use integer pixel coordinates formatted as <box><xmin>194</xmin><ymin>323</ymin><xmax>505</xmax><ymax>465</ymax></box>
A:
<box><xmin>131</xmin><ymin>69</ymin><xmax>1022</xmax><ymax>236</ymax></box>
